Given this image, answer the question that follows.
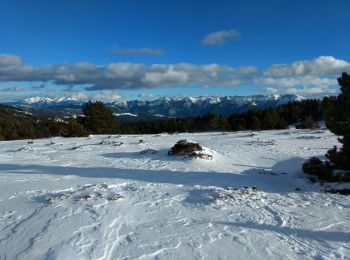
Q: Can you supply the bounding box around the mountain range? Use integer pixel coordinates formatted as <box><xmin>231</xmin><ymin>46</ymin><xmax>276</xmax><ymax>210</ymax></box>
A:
<box><xmin>3</xmin><ymin>94</ymin><xmax>305</xmax><ymax>121</ymax></box>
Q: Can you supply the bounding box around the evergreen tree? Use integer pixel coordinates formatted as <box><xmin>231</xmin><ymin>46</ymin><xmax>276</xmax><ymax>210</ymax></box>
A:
<box><xmin>64</xmin><ymin>117</ymin><xmax>88</xmax><ymax>137</ymax></box>
<box><xmin>303</xmin><ymin>72</ymin><xmax>350</xmax><ymax>181</ymax></box>
<box><xmin>82</xmin><ymin>101</ymin><xmax>118</xmax><ymax>134</ymax></box>
<box><xmin>323</xmin><ymin>72</ymin><xmax>350</xmax><ymax>170</ymax></box>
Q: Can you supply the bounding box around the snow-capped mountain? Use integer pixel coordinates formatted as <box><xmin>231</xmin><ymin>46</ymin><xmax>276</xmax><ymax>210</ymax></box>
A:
<box><xmin>106</xmin><ymin>94</ymin><xmax>304</xmax><ymax>118</ymax></box>
<box><xmin>5</xmin><ymin>94</ymin><xmax>305</xmax><ymax>120</ymax></box>
<box><xmin>23</xmin><ymin>97</ymin><xmax>84</xmax><ymax>108</ymax></box>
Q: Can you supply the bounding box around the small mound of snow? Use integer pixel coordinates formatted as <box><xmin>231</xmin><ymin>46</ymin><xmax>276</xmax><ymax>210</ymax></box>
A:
<box><xmin>35</xmin><ymin>183</ymin><xmax>125</xmax><ymax>206</ymax></box>
<box><xmin>175</xmin><ymin>139</ymin><xmax>198</xmax><ymax>145</ymax></box>
<box><xmin>98</xmin><ymin>140</ymin><xmax>124</xmax><ymax>146</ymax></box>
<box><xmin>17</xmin><ymin>146</ymin><xmax>34</xmax><ymax>152</ymax></box>
<box><xmin>189</xmin><ymin>149</ymin><xmax>213</xmax><ymax>160</ymax></box>
<box><xmin>213</xmin><ymin>186</ymin><xmax>262</xmax><ymax>205</ymax></box>
<box><xmin>98</xmin><ymin>140</ymin><xmax>112</xmax><ymax>145</ymax></box>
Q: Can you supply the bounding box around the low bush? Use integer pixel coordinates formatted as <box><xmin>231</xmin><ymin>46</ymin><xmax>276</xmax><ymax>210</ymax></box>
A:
<box><xmin>303</xmin><ymin>157</ymin><xmax>350</xmax><ymax>182</ymax></box>
<box><xmin>302</xmin><ymin>157</ymin><xmax>333</xmax><ymax>181</ymax></box>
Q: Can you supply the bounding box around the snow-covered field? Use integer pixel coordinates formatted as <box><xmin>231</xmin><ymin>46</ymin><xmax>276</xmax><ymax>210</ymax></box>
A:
<box><xmin>0</xmin><ymin>129</ymin><xmax>349</xmax><ymax>259</ymax></box>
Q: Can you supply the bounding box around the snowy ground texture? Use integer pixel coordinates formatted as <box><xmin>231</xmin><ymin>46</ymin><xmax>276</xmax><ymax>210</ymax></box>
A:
<box><xmin>0</xmin><ymin>129</ymin><xmax>349</xmax><ymax>260</ymax></box>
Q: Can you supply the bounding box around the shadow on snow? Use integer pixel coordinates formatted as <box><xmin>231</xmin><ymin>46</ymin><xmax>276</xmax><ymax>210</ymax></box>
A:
<box><xmin>0</xmin><ymin>157</ymin><xmax>310</xmax><ymax>193</ymax></box>
<box><xmin>213</xmin><ymin>221</ymin><xmax>350</xmax><ymax>243</ymax></box>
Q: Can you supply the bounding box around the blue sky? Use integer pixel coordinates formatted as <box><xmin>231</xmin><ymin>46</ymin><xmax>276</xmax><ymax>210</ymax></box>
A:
<box><xmin>0</xmin><ymin>0</ymin><xmax>349</xmax><ymax>101</ymax></box>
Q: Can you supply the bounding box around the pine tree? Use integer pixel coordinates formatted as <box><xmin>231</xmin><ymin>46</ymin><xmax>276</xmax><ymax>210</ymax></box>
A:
<box><xmin>82</xmin><ymin>101</ymin><xmax>118</xmax><ymax>134</ymax></box>
<box><xmin>65</xmin><ymin>117</ymin><xmax>88</xmax><ymax>137</ymax></box>
<box><xmin>303</xmin><ymin>72</ymin><xmax>350</xmax><ymax>181</ymax></box>
<box><xmin>323</xmin><ymin>72</ymin><xmax>350</xmax><ymax>170</ymax></box>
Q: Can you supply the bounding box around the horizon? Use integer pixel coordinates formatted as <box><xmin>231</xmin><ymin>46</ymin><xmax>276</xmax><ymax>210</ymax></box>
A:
<box><xmin>4</xmin><ymin>92</ymin><xmax>307</xmax><ymax>104</ymax></box>
<box><xmin>1</xmin><ymin>0</ymin><xmax>350</xmax><ymax>102</ymax></box>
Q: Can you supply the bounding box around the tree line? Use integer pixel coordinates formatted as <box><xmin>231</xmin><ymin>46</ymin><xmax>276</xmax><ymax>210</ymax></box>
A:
<box><xmin>0</xmin><ymin>98</ymin><xmax>323</xmax><ymax>141</ymax></box>
<box><xmin>0</xmin><ymin>104</ymin><xmax>87</xmax><ymax>140</ymax></box>
<box><xmin>119</xmin><ymin>99</ymin><xmax>322</xmax><ymax>134</ymax></box>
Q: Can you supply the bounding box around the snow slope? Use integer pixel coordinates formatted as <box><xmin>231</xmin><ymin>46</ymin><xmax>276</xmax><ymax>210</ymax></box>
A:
<box><xmin>0</xmin><ymin>130</ymin><xmax>349</xmax><ymax>259</ymax></box>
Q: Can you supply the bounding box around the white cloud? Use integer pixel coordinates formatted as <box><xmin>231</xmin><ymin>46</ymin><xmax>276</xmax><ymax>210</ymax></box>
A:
<box><xmin>0</xmin><ymin>54</ymin><xmax>22</xmax><ymax>66</ymax></box>
<box><xmin>254</xmin><ymin>75</ymin><xmax>337</xmax><ymax>88</ymax></box>
<box><xmin>285</xmin><ymin>86</ymin><xmax>337</xmax><ymax>95</ymax></box>
<box><xmin>91</xmin><ymin>90</ymin><xmax>123</xmax><ymax>102</ymax></box>
<box><xmin>259</xmin><ymin>87</ymin><xmax>279</xmax><ymax>94</ymax></box>
<box><xmin>113</xmin><ymin>47</ymin><xmax>165</xmax><ymax>56</ymax></box>
<box><xmin>142</xmin><ymin>65</ymin><xmax>189</xmax><ymax>87</ymax></box>
<box><xmin>264</xmin><ymin>56</ymin><xmax>350</xmax><ymax>77</ymax></box>
<box><xmin>201</xmin><ymin>29</ymin><xmax>240</xmax><ymax>46</ymax></box>
<box><xmin>260</xmin><ymin>85</ymin><xmax>337</xmax><ymax>97</ymax></box>
<box><xmin>0</xmin><ymin>54</ymin><xmax>348</xmax><ymax>97</ymax></box>
<box><xmin>66</xmin><ymin>91</ymin><xmax>89</xmax><ymax>101</ymax></box>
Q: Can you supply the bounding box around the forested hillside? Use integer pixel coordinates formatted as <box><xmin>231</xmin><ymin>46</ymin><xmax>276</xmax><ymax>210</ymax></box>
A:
<box><xmin>0</xmin><ymin>99</ymin><xmax>323</xmax><ymax>140</ymax></box>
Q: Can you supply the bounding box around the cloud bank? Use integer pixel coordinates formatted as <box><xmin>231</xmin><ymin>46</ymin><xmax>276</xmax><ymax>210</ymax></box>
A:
<box><xmin>0</xmin><ymin>53</ymin><xmax>257</xmax><ymax>90</ymax></box>
<box><xmin>0</xmin><ymin>54</ymin><xmax>349</xmax><ymax>96</ymax></box>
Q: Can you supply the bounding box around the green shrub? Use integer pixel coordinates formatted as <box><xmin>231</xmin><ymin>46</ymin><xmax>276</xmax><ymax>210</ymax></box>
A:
<box><xmin>303</xmin><ymin>156</ymin><xmax>350</xmax><ymax>182</ymax></box>
<box><xmin>302</xmin><ymin>157</ymin><xmax>333</xmax><ymax>181</ymax></box>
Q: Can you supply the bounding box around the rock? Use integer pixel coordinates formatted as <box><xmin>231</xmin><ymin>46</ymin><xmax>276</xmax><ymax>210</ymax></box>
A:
<box><xmin>189</xmin><ymin>151</ymin><xmax>213</xmax><ymax>160</ymax></box>
<box><xmin>168</xmin><ymin>140</ymin><xmax>213</xmax><ymax>160</ymax></box>
<box><xmin>168</xmin><ymin>140</ymin><xmax>203</xmax><ymax>156</ymax></box>
<box><xmin>99</xmin><ymin>140</ymin><xmax>111</xmax><ymax>145</ymax></box>
<box><xmin>82</xmin><ymin>194</ymin><xmax>92</xmax><ymax>200</ymax></box>
<box><xmin>109</xmin><ymin>194</ymin><xmax>125</xmax><ymax>200</ymax></box>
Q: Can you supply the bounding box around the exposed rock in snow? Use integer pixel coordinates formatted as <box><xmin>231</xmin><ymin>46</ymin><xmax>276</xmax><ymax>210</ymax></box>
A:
<box><xmin>168</xmin><ymin>139</ymin><xmax>203</xmax><ymax>155</ymax></box>
<box><xmin>168</xmin><ymin>140</ymin><xmax>213</xmax><ymax>160</ymax></box>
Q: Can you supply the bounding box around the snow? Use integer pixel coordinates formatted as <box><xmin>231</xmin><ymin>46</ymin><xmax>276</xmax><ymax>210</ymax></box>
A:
<box><xmin>24</xmin><ymin>96</ymin><xmax>78</xmax><ymax>105</ymax></box>
<box><xmin>0</xmin><ymin>129</ymin><xmax>349</xmax><ymax>259</ymax></box>
<box><xmin>24</xmin><ymin>96</ymin><xmax>57</xmax><ymax>104</ymax></box>
<box><xmin>114</xmin><ymin>113</ymin><xmax>138</xmax><ymax>117</ymax></box>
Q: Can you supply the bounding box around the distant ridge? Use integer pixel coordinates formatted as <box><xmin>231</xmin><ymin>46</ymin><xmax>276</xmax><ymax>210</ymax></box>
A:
<box><xmin>3</xmin><ymin>94</ymin><xmax>305</xmax><ymax>120</ymax></box>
